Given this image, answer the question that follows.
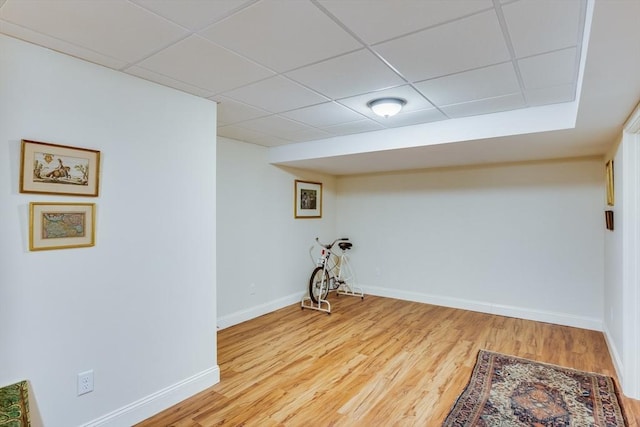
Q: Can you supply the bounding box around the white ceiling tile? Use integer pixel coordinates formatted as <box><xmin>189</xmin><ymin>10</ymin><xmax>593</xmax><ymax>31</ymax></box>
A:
<box><xmin>382</xmin><ymin>108</ymin><xmax>448</xmax><ymax>128</ymax></box>
<box><xmin>322</xmin><ymin>119</ymin><xmax>385</xmax><ymax>136</ymax></box>
<box><xmin>414</xmin><ymin>62</ymin><xmax>520</xmax><ymax>107</ymax></box>
<box><xmin>199</xmin><ymin>0</ymin><xmax>362</xmax><ymax>73</ymax></box>
<box><xmin>524</xmin><ymin>84</ymin><xmax>576</xmax><ymax>107</ymax></box>
<box><xmin>135</xmin><ymin>35</ymin><xmax>274</xmax><ymax>94</ymax></box>
<box><xmin>319</xmin><ymin>0</ymin><xmax>493</xmax><ymax>45</ymax></box>
<box><xmin>0</xmin><ymin>0</ymin><xmax>189</xmax><ymax>64</ymax></box>
<box><xmin>0</xmin><ymin>19</ymin><xmax>127</xmax><ymax>69</ymax></box>
<box><xmin>243</xmin><ymin>115</ymin><xmax>328</xmax><ymax>142</ymax></box>
<box><xmin>337</xmin><ymin>85</ymin><xmax>434</xmax><ymax>119</ymax></box>
<box><xmin>213</xmin><ymin>96</ymin><xmax>270</xmax><ymax>126</ymax></box>
<box><xmin>132</xmin><ymin>0</ymin><xmax>253</xmax><ymax>31</ymax></box>
<box><xmin>286</xmin><ymin>49</ymin><xmax>405</xmax><ymax>100</ymax></box>
<box><xmin>239</xmin><ymin>115</ymin><xmax>313</xmax><ymax>137</ymax></box>
<box><xmin>373</xmin><ymin>10</ymin><xmax>510</xmax><ymax>81</ymax></box>
<box><xmin>218</xmin><ymin>125</ymin><xmax>291</xmax><ymax>147</ymax></box>
<box><xmin>441</xmin><ymin>93</ymin><xmax>526</xmax><ymax>118</ymax></box>
<box><xmin>285</xmin><ymin>127</ymin><xmax>333</xmax><ymax>143</ymax></box>
<box><xmin>126</xmin><ymin>66</ymin><xmax>215</xmax><ymax>98</ymax></box>
<box><xmin>281</xmin><ymin>102</ymin><xmax>365</xmax><ymax>128</ymax></box>
<box><xmin>519</xmin><ymin>48</ymin><xmax>577</xmax><ymax>90</ymax></box>
<box><xmin>221</xmin><ymin>76</ymin><xmax>328</xmax><ymax>113</ymax></box>
<box><xmin>502</xmin><ymin>0</ymin><xmax>583</xmax><ymax>58</ymax></box>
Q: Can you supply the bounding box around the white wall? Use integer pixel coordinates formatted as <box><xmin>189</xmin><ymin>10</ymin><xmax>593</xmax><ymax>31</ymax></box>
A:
<box><xmin>603</xmin><ymin>139</ymin><xmax>624</xmax><ymax>368</ymax></box>
<box><xmin>336</xmin><ymin>158</ymin><xmax>605</xmax><ymax>329</ymax></box>
<box><xmin>0</xmin><ymin>35</ymin><xmax>218</xmax><ymax>426</ymax></box>
<box><xmin>603</xmin><ymin>105</ymin><xmax>640</xmax><ymax>399</ymax></box>
<box><xmin>216</xmin><ymin>137</ymin><xmax>336</xmax><ymax>328</ymax></box>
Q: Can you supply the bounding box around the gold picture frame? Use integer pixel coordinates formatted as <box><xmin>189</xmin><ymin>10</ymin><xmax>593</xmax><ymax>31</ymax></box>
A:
<box><xmin>606</xmin><ymin>159</ymin><xmax>614</xmax><ymax>206</ymax></box>
<box><xmin>20</xmin><ymin>140</ymin><xmax>101</xmax><ymax>197</ymax></box>
<box><xmin>294</xmin><ymin>180</ymin><xmax>322</xmax><ymax>218</ymax></box>
<box><xmin>29</xmin><ymin>202</ymin><xmax>96</xmax><ymax>251</ymax></box>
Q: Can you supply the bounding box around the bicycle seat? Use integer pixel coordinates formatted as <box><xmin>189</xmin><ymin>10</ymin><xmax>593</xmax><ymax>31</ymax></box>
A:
<box><xmin>338</xmin><ymin>242</ymin><xmax>353</xmax><ymax>250</ymax></box>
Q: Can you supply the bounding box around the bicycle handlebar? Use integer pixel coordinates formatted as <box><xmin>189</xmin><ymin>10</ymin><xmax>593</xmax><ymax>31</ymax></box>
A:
<box><xmin>315</xmin><ymin>237</ymin><xmax>349</xmax><ymax>249</ymax></box>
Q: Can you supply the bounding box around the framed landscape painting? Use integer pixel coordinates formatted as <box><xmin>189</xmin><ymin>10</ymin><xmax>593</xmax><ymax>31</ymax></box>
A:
<box><xmin>295</xmin><ymin>180</ymin><xmax>322</xmax><ymax>218</ymax></box>
<box><xmin>20</xmin><ymin>140</ymin><xmax>100</xmax><ymax>197</ymax></box>
<box><xmin>29</xmin><ymin>202</ymin><xmax>96</xmax><ymax>251</ymax></box>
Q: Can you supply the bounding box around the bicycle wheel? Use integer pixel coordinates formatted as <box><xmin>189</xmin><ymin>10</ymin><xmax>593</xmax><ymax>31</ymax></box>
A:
<box><xmin>308</xmin><ymin>266</ymin><xmax>330</xmax><ymax>303</ymax></box>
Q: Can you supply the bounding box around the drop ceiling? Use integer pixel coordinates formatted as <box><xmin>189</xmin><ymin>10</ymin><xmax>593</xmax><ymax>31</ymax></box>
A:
<box><xmin>1</xmin><ymin>0</ymin><xmax>639</xmax><ymax>175</ymax></box>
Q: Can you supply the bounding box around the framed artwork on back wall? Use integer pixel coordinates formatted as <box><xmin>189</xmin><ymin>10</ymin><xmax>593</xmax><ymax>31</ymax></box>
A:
<box><xmin>294</xmin><ymin>180</ymin><xmax>322</xmax><ymax>219</ymax></box>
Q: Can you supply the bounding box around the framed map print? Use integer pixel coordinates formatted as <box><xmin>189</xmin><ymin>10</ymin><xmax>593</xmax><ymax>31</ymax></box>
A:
<box><xmin>29</xmin><ymin>202</ymin><xmax>96</xmax><ymax>251</ymax></box>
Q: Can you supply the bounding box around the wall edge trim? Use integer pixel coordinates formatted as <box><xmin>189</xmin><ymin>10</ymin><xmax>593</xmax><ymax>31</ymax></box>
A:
<box><xmin>362</xmin><ymin>285</ymin><xmax>602</xmax><ymax>331</ymax></box>
<box><xmin>80</xmin><ymin>366</ymin><xmax>220</xmax><ymax>427</ymax></box>
<box><xmin>217</xmin><ymin>291</ymin><xmax>306</xmax><ymax>330</ymax></box>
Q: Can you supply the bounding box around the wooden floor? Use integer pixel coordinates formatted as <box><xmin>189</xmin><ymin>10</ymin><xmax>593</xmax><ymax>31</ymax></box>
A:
<box><xmin>137</xmin><ymin>295</ymin><xmax>640</xmax><ymax>426</ymax></box>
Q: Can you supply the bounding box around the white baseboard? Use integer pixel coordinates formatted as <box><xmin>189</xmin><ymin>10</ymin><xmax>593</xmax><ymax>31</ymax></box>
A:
<box><xmin>363</xmin><ymin>285</ymin><xmax>603</xmax><ymax>331</ymax></box>
<box><xmin>602</xmin><ymin>323</ymin><xmax>624</xmax><ymax>383</ymax></box>
<box><xmin>217</xmin><ymin>292</ymin><xmax>305</xmax><ymax>330</ymax></box>
<box><xmin>602</xmin><ymin>322</ymin><xmax>640</xmax><ymax>399</ymax></box>
<box><xmin>80</xmin><ymin>366</ymin><xmax>220</xmax><ymax>427</ymax></box>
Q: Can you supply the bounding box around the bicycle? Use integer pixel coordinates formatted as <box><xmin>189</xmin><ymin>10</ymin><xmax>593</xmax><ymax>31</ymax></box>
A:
<box><xmin>301</xmin><ymin>237</ymin><xmax>364</xmax><ymax>314</ymax></box>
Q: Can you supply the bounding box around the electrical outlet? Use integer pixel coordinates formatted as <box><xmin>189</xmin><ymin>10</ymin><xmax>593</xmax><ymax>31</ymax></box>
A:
<box><xmin>249</xmin><ymin>283</ymin><xmax>256</xmax><ymax>295</ymax></box>
<box><xmin>77</xmin><ymin>370</ymin><xmax>94</xmax><ymax>396</ymax></box>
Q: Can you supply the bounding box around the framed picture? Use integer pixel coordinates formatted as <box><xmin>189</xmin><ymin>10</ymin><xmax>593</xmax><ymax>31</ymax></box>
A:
<box><xmin>20</xmin><ymin>140</ymin><xmax>100</xmax><ymax>197</ymax></box>
<box><xmin>29</xmin><ymin>202</ymin><xmax>96</xmax><ymax>251</ymax></box>
<box><xmin>295</xmin><ymin>180</ymin><xmax>322</xmax><ymax>218</ymax></box>
<box><xmin>606</xmin><ymin>159</ymin><xmax>614</xmax><ymax>206</ymax></box>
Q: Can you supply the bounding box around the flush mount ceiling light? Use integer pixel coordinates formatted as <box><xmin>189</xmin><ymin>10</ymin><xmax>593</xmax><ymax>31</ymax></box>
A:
<box><xmin>367</xmin><ymin>97</ymin><xmax>406</xmax><ymax>118</ymax></box>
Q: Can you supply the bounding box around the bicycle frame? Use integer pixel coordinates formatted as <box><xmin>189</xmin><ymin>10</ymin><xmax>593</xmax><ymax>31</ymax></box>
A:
<box><xmin>316</xmin><ymin>247</ymin><xmax>338</xmax><ymax>277</ymax></box>
<box><xmin>302</xmin><ymin>237</ymin><xmax>364</xmax><ymax>314</ymax></box>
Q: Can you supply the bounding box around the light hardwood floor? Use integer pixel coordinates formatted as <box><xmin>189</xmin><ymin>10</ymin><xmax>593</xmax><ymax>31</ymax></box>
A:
<box><xmin>137</xmin><ymin>295</ymin><xmax>640</xmax><ymax>426</ymax></box>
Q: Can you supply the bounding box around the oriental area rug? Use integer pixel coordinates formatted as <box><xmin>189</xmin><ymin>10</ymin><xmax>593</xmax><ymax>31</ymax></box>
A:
<box><xmin>0</xmin><ymin>380</ymin><xmax>30</xmax><ymax>427</ymax></box>
<box><xmin>442</xmin><ymin>350</ymin><xmax>627</xmax><ymax>426</ymax></box>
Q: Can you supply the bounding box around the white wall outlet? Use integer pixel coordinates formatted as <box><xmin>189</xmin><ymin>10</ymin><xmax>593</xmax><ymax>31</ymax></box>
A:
<box><xmin>77</xmin><ymin>370</ymin><xmax>94</xmax><ymax>396</ymax></box>
<box><xmin>249</xmin><ymin>283</ymin><xmax>256</xmax><ymax>295</ymax></box>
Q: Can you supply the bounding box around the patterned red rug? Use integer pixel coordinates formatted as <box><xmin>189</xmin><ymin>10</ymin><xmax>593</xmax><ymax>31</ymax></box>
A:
<box><xmin>443</xmin><ymin>350</ymin><xmax>627</xmax><ymax>426</ymax></box>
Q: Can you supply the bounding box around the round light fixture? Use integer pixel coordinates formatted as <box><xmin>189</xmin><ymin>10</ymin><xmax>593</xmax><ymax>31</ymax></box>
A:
<box><xmin>367</xmin><ymin>97</ymin><xmax>406</xmax><ymax>118</ymax></box>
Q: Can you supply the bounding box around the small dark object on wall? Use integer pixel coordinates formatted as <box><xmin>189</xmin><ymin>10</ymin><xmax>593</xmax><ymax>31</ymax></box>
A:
<box><xmin>605</xmin><ymin>210</ymin><xmax>614</xmax><ymax>231</ymax></box>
